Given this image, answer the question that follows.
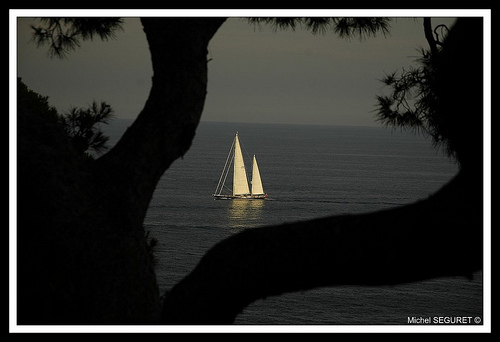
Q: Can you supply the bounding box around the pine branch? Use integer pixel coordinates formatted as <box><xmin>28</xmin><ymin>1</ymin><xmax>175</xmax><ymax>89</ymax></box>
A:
<box><xmin>30</xmin><ymin>18</ymin><xmax>123</xmax><ymax>58</ymax></box>
<box><xmin>247</xmin><ymin>17</ymin><xmax>391</xmax><ymax>39</ymax></box>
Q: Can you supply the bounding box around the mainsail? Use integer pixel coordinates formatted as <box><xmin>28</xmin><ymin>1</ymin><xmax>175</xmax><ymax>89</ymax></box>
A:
<box><xmin>233</xmin><ymin>133</ymin><xmax>250</xmax><ymax>195</ymax></box>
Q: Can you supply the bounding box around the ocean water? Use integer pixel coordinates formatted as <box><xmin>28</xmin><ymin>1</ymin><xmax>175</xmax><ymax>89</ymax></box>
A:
<box><xmin>103</xmin><ymin>119</ymin><xmax>483</xmax><ymax>326</ymax></box>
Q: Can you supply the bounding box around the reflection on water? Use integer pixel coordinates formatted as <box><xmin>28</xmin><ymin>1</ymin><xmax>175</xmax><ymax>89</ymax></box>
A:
<box><xmin>227</xmin><ymin>199</ymin><xmax>265</xmax><ymax>229</ymax></box>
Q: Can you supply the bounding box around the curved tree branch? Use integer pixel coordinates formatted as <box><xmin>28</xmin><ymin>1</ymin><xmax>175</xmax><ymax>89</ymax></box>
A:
<box><xmin>161</xmin><ymin>170</ymin><xmax>482</xmax><ymax>324</ymax></box>
<box><xmin>433</xmin><ymin>24</ymin><xmax>449</xmax><ymax>46</ymax></box>
<box><xmin>423</xmin><ymin>17</ymin><xmax>439</xmax><ymax>56</ymax></box>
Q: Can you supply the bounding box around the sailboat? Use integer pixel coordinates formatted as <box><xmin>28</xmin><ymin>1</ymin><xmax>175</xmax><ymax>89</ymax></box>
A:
<box><xmin>213</xmin><ymin>132</ymin><xmax>268</xmax><ymax>200</ymax></box>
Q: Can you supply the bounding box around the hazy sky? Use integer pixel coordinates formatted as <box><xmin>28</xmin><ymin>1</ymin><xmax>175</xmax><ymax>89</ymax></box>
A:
<box><xmin>16</xmin><ymin>12</ymin><xmax>461</xmax><ymax>126</ymax></box>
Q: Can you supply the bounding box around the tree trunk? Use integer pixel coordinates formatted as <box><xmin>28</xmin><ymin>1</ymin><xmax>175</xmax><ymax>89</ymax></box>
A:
<box><xmin>95</xmin><ymin>18</ymin><xmax>226</xmax><ymax>231</ymax></box>
<box><xmin>17</xmin><ymin>18</ymin><xmax>226</xmax><ymax>324</ymax></box>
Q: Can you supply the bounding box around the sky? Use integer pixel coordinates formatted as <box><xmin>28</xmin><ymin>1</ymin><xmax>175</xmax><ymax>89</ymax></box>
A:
<box><xmin>14</xmin><ymin>11</ymin><xmax>467</xmax><ymax>126</ymax></box>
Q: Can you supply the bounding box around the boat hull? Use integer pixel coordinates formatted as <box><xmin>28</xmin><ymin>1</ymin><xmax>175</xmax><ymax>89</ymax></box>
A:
<box><xmin>213</xmin><ymin>194</ymin><xmax>268</xmax><ymax>200</ymax></box>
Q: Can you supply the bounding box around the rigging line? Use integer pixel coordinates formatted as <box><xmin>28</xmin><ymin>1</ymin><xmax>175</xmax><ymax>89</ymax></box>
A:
<box><xmin>239</xmin><ymin>135</ymin><xmax>252</xmax><ymax>161</ymax></box>
<box><xmin>217</xmin><ymin>153</ymin><xmax>233</xmax><ymax>195</ymax></box>
<box><xmin>220</xmin><ymin>151</ymin><xmax>233</xmax><ymax>195</ymax></box>
<box><xmin>222</xmin><ymin>182</ymin><xmax>232</xmax><ymax>193</ymax></box>
<box><xmin>215</xmin><ymin>136</ymin><xmax>235</xmax><ymax>194</ymax></box>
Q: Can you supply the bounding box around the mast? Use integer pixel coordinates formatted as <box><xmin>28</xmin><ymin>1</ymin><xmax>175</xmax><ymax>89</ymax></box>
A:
<box><xmin>233</xmin><ymin>133</ymin><xmax>250</xmax><ymax>196</ymax></box>
<box><xmin>251</xmin><ymin>155</ymin><xmax>265</xmax><ymax>195</ymax></box>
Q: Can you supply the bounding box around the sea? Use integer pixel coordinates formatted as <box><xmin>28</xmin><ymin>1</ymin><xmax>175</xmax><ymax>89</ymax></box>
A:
<box><xmin>102</xmin><ymin>119</ymin><xmax>483</xmax><ymax>328</ymax></box>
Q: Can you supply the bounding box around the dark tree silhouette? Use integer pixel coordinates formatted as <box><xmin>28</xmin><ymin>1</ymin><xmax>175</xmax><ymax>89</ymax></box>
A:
<box><xmin>375</xmin><ymin>18</ymin><xmax>473</xmax><ymax>166</ymax></box>
<box><xmin>17</xmin><ymin>78</ymin><xmax>114</xmax><ymax>157</ymax></box>
<box><xmin>60</xmin><ymin>101</ymin><xmax>114</xmax><ymax>156</ymax></box>
<box><xmin>247</xmin><ymin>17</ymin><xmax>390</xmax><ymax>38</ymax></box>
<box><xmin>17</xmin><ymin>17</ymin><xmax>483</xmax><ymax>324</ymax></box>
<box><xmin>30</xmin><ymin>18</ymin><xmax>124</xmax><ymax>58</ymax></box>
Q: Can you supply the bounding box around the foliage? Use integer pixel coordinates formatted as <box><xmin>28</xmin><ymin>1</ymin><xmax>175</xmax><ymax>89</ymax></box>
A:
<box><xmin>59</xmin><ymin>101</ymin><xmax>114</xmax><ymax>156</ymax></box>
<box><xmin>375</xmin><ymin>50</ymin><xmax>441</xmax><ymax>139</ymax></box>
<box><xmin>247</xmin><ymin>17</ymin><xmax>391</xmax><ymax>39</ymax></box>
<box><xmin>31</xmin><ymin>18</ymin><xmax>123</xmax><ymax>58</ymax></box>
<box><xmin>375</xmin><ymin>20</ymin><xmax>454</xmax><ymax>160</ymax></box>
<box><xmin>18</xmin><ymin>78</ymin><xmax>113</xmax><ymax>156</ymax></box>
<box><xmin>17</xmin><ymin>77</ymin><xmax>59</xmax><ymax>124</ymax></box>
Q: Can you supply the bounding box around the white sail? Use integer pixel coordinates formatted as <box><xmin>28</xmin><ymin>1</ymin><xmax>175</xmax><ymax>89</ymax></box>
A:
<box><xmin>233</xmin><ymin>133</ymin><xmax>250</xmax><ymax>195</ymax></box>
<box><xmin>251</xmin><ymin>155</ymin><xmax>265</xmax><ymax>195</ymax></box>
